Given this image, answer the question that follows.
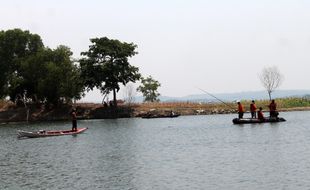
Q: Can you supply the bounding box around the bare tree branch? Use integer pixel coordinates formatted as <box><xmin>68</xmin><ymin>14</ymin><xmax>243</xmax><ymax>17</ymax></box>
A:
<box><xmin>122</xmin><ymin>83</ymin><xmax>136</xmax><ymax>105</ymax></box>
<box><xmin>259</xmin><ymin>66</ymin><xmax>284</xmax><ymax>100</ymax></box>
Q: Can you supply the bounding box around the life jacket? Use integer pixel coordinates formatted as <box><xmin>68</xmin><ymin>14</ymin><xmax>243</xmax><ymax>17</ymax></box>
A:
<box><xmin>250</xmin><ymin>103</ymin><xmax>257</xmax><ymax>112</ymax></box>
<box><xmin>238</xmin><ymin>104</ymin><xmax>245</xmax><ymax>112</ymax></box>
<box><xmin>269</xmin><ymin>102</ymin><xmax>277</xmax><ymax>111</ymax></box>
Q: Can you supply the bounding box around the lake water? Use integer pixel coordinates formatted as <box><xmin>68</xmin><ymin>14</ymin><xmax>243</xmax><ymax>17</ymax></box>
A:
<box><xmin>1</xmin><ymin>111</ymin><xmax>310</xmax><ymax>190</ymax></box>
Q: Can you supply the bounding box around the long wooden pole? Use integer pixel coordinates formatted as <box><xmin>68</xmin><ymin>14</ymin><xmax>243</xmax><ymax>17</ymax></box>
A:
<box><xmin>196</xmin><ymin>87</ymin><xmax>235</xmax><ymax>110</ymax></box>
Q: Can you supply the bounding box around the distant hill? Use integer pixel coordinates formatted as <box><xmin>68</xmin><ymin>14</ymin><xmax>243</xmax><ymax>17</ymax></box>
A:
<box><xmin>134</xmin><ymin>90</ymin><xmax>310</xmax><ymax>103</ymax></box>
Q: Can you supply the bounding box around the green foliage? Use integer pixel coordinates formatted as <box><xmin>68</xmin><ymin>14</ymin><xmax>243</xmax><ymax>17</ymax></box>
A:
<box><xmin>278</xmin><ymin>97</ymin><xmax>310</xmax><ymax>108</ymax></box>
<box><xmin>25</xmin><ymin>46</ymin><xmax>84</xmax><ymax>105</ymax></box>
<box><xmin>80</xmin><ymin>37</ymin><xmax>141</xmax><ymax>105</ymax></box>
<box><xmin>241</xmin><ymin>97</ymin><xmax>310</xmax><ymax>111</ymax></box>
<box><xmin>1</xmin><ymin>29</ymin><xmax>143</xmax><ymax>106</ymax></box>
<box><xmin>0</xmin><ymin>29</ymin><xmax>84</xmax><ymax>105</ymax></box>
<box><xmin>0</xmin><ymin>29</ymin><xmax>43</xmax><ymax>98</ymax></box>
<box><xmin>137</xmin><ymin>76</ymin><xmax>161</xmax><ymax>102</ymax></box>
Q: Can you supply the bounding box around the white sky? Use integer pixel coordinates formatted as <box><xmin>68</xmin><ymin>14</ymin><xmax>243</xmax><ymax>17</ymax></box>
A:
<box><xmin>1</xmin><ymin>0</ymin><xmax>310</xmax><ymax>102</ymax></box>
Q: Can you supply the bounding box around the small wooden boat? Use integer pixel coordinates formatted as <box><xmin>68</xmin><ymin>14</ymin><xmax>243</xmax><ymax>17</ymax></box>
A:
<box><xmin>18</xmin><ymin>127</ymin><xmax>88</xmax><ymax>138</ymax></box>
<box><xmin>232</xmin><ymin>117</ymin><xmax>286</xmax><ymax>124</ymax></box>
<box><xmin>141</xmin><ymin>113</ymin><xmax>180</xmax><ymax>119</ymax></box>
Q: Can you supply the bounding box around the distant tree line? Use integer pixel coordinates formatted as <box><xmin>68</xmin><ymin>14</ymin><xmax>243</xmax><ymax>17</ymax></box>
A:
<box><xmin>0</xmin><ymin>29</ymin><xmax>161</xmax><ymax>106</ymax></box>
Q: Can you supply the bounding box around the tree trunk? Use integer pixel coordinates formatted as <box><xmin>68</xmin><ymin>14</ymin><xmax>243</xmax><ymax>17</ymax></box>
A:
<box><xmin>268</xmin><ymin>91</ymin><xmax>272</xmax><ymax>101</ymax></box>
<box><xmin>113</xmin><ymin>88</ymin><xmax>117</xmax><ymax>107</ymax></box>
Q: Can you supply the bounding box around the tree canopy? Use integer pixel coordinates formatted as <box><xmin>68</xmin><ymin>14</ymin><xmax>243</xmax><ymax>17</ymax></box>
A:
<box><xmin>0</xmin><ymin>29</ymin><xmax>144</xmax><ymax>107</ymax></box>
<box><xmin>0</xmin><ymin>29</ymin><xmax>43</xmax><ymax>98</ymax></box>
<box><xmin>137</xmin><ymin>76</ymin><xmax>161</xmax><ymax>102</ymax></box>
<box><xmin>0</xmin><ymin>29</ymin><xmax>84</xmax><ymax>105</ymax></box>
<box><xmin>80</xmin><ymin>37</ymin><xmax>141</xmax><ymax>106</ymax></box>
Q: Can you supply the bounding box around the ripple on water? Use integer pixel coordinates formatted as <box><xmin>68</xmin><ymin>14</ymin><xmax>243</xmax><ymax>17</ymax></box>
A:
<box><xmin>1</xmin><ymin>112</ymin><xmax>310</xmax><ymax>189</ymax></box>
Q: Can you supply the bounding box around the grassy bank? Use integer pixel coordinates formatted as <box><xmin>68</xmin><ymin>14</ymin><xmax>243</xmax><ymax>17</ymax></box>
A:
<box><xmin>133</xmin><ymin>97</ymin><xmax>310</xmax><ymax>116</ymax></box>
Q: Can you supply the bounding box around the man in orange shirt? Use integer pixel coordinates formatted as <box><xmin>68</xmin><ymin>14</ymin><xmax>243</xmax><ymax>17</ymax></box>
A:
<box><xmin>237</xmin><ymin>101</ymin><xmax>245</xmax><ymax>119</ymax></box>
<box><xmin>250</xmin><ymin>100</ymin><xmax>257</xmax><ymax>118</ymax></box>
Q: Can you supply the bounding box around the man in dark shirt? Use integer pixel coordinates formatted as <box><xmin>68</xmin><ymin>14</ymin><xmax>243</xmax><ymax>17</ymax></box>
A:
<box><xmin>268</xmin><ymin>99</ymin><xmax>278</xmax><ymax>118</ymax></box>
<box><xmin>71</xmin><ymin>109</ymin><xmax>77</xmax><ymax>131</ymax></box>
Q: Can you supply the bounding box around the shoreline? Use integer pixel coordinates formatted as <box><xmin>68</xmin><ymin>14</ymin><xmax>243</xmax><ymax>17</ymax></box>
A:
<box><xmin>0</xmin><ymin>102</ymin><xmax>310</xmax><ymax>124</ymax></box>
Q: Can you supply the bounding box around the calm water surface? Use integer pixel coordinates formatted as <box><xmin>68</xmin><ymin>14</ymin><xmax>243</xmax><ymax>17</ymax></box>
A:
<box><xmin>1</xmin><ymin>111</ymin><xmax>310</xmax><ymax>190</ymax></box>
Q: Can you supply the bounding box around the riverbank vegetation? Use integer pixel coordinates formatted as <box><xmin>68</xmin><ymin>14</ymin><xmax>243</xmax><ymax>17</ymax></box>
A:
<box><xmin>1</xmin><ymin>29</ymin><xmax>310</xmax><ymax>123</ymax></box>
<box><xmin>1</xmin><ymin>97</ymin><xmax>310</xmax><ymax>123</ymax></box>
<box><xmin>137</xmin><ymin>76</ymin><xmax>161</xmax><ymax>102</ymax></box>
<box><xmin>134</xmin><ymin>97</ymin><xmax>310</xmax><ymax>115</ymax></box>
<box><xmin>0</xmin><ymin>29</ymin><xmax>84</xmax><ymax>105</ymax></box>
<box><xmin>0</xmin><ymin>29</ymin><xmax>143</xmax><ymax>107</ymax></box>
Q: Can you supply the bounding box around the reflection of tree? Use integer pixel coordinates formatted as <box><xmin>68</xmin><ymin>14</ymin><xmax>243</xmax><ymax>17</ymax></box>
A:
<box><xmin>259</xmin><ymin>66</ymin><xmax>284</xmax><ymax>100</ymax></box>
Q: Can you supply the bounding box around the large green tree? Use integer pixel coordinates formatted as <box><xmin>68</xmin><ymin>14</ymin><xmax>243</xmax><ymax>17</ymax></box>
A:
<box><xmin>0</xmin><ymin>29</ymin><xmax>83</xmax><ymax>105</ymax></box>
<box><xmin>0</xmin><ymin>29</ymin><xmax>43</xmax><ymax>98</ymax></box>
<box><xmin>12</xmin><ymin>45</ymin><xmax>84</xmax><ymax>105</ymax></box>
<box><xmin>36</xmin><ymin>46</ymin><xmax>84</xmax><ymax>105</ymax></box>
<box><xmin>137</xmin><ymin>76</ymin><xmax>161</xmax><ymax>102</ymax></box>
<box><xmin>80</xmin><ymin>37</ymin><xmax>141</xmax><ymax>106</ymax></box>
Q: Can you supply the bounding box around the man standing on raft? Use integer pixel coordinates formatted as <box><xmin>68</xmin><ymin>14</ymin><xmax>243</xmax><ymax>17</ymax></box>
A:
<box><xmin>268</xmin><ymin>99</ymin><xmax>278</xmax><ymax>118</ymax></box>
<box><xmin>250</xmin><ymin>100</ymin><xmax>257</xmax><ymax>118</ymax></box>
<box><xmin>237</xmin><ymin>101</ymin><xmax>245</xmax><ymax>119</ymax></box>
<box><xmin>71</xmin><ymin>108</ymin><xmax>77</xmax><ymax>131</ymax></box>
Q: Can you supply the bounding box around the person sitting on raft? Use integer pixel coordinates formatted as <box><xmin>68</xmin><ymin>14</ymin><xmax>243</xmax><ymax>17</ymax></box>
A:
<box><xmin>257</xmin><ymin>107</ymin><xmax>265</xmax><ymax>121</ymax></box>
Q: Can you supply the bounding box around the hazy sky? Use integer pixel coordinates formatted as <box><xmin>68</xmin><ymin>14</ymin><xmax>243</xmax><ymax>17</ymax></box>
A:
<box><xmin>1</xmin><ymin>0</ymin><xmax>310</xmax><ymax>102</ymax></box>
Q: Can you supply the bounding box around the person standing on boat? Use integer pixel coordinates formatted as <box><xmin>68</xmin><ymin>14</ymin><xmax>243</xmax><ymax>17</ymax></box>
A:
<box><xmin>237</xmin><ymin>101</ymin><xmax>245</xmax><ymax>119</ymax></box>
<box><xmin>268</xmin><ymin>99</ymin><xmax>278</xmax><ymax>118</ymax></box>
<box><xmin>257</xmin><ymin>107</ymin><xmax>265</xmax><ymax>121</ymax></box>
<box><xmin>71</xmin><ymin>108</ymin><xmax>77</xmax><ymax>131</ymax></box>
<box><xmin>250</xmin><ymin>100</ymin><xmax>257</xmax><ymax>118</ymax></box>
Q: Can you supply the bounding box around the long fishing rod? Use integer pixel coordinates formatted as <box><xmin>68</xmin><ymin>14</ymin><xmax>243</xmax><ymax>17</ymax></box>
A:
<box><xmin>196</xmin><ymin>87</ymin><xmax>235</xmax><ymax>110</ymax></box>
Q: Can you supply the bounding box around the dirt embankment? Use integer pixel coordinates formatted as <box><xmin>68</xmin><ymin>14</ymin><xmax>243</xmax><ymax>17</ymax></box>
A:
<box><xmin>1</xmin><ymin>102</ymin><xmax>310</xmax><ymax>123</ymax></box>
<box><xmin>0</xmin><ymin>103</ymin><xmax>136</xmax><ymax>123</ymax></box>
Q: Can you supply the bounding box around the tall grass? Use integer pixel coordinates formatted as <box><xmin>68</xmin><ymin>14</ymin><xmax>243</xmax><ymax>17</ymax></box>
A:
<box><xmin>276</xmin><ymin>97</ymin><xmax>310</xmax><ymax>108</ymax></box>
<box><xmin>1</xmin><ymin>96</ymin><xmax>310</xmax><ymax>113</ymax></box>
<box><xmin>135</xmin><ymin>97</ymin><xmax>310</xmax><ymax>112</ymax></box>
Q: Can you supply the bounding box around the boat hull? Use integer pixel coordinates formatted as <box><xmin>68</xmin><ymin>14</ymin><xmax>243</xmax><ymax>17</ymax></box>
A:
<box><xmin>141</xmin><ymin>114</ymin><xmax>180</xmax><ymax>119</ymax></box>
<box><xmin>232</xmin><ymin>117</ymin><xmax>286</xmax><ymax>124</ymax></box>
<box><xmin>18</xmin><ymin>127</ymin><xmax>88</xmax><ymax>138</ymax></box>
